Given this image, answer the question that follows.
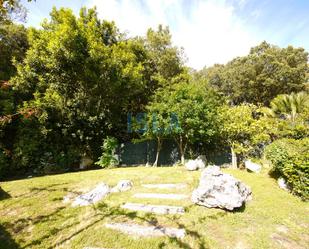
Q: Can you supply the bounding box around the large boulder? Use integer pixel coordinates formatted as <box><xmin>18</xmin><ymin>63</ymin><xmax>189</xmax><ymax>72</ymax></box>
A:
<box><xmin>245</xmin><ymin>160</ymin><xmax>261</xmax><ymax>173</ymax></box>
<box><xmin>185</xmin><ymin>155</ymin><xmax>206</xmax><ymax>171</ymax></box>
<box><xmin>72</xmin><ymin>183</ymin><xmax>110</xmax><ymax>207</ymax></box>
<box><xmin>192</xmin><ymin>166</ymin><xmax>252</xmax><ymax>210</ymax></box>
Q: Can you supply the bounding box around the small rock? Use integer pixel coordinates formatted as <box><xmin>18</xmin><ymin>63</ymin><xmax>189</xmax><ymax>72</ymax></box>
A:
<box><xmin>111</xmin><ymin>180</ymin><xmax>133</xmax><ymax>192</ymax></box>
<box><xmin>277</xmin><ymin>178</ymin><xmax>290</xmax><ymax>191</ymax></box>
<box><xmin>185</xmin><ymin>160</ymin><xmax>199</xmax><ymax>171</ymax></box>
<box><xmin>245</xmin><ymin>160</ymin><xmax>261</xmax><ymax>173</ymax></box>
<box><xmin>72</xmin><ymin>183</ymin><xmax>110</xmax><ymax>207</ymax></box>
<box><xmin>192</xmin><ymin>166</ymin><xmax>252</xmax><ymax>210</ymax></box>
<box><xmin>185</xmin><ymin>155</ymin><xmax>206</xmax><ymax>171</ymax></box>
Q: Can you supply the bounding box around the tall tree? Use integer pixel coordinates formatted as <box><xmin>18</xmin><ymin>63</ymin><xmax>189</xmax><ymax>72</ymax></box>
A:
<box><xmin>203</xmin><ymin>41</ymin><xmax>308</xmax><ymax>105</ymax></box>
<box><xmin>11</xmin><ymin>7</ymin><xmax>147</xmax><ymax>165</ymax></box>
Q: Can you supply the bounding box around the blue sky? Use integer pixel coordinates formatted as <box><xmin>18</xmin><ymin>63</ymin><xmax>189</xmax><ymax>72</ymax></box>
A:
<box><xmin>21</xmin><ymin>0</ymin><xmax>309</xmax><ymax>69</ymax></box>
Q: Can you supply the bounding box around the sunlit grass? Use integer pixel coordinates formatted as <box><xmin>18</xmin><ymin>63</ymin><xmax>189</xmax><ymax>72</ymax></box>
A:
<box><xmin>0</xmin><ymin>166</ymin><xmax>308</xmax><ymax>249</ymax></box>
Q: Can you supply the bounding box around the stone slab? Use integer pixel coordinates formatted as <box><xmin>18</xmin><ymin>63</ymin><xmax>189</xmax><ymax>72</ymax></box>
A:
<box><xmin>133</xmin><ymin>193</ymin><xmax>188</xmax><ymax>200</ymax></box>
<box><xmin>105</xmin><ymin>222</ymin><xmax>186</xmax><ymax>239</ymax></box>
<box><xmin>122</xmin><ymin>202</ymin><xmax>185</xmax><ymax>214</ymax></box>
<box><xmin>142</xmin><ymin>183</ymin><xmax>186</xmax><ymax>189</ymax></box>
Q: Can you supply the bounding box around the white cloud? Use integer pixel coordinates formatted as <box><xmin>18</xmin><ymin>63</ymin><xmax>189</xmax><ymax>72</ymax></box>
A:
<box><xmin>86</xmin><ymin>0</ymin><xmax>258</xmax><ymax>69</ymax></box>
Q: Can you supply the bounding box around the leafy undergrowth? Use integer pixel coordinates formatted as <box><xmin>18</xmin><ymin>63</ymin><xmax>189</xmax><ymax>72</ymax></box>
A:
<box><xmin>0</xmin><ymin>167</ymin><xmax>308</xmax><ymax>249</ymax></box>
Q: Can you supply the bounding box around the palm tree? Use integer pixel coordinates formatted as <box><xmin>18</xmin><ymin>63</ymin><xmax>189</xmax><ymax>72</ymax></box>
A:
<box><xmin>265</xmin><ymin>92</ymin><xmax>309</xmax><ymax>122</ymax></box>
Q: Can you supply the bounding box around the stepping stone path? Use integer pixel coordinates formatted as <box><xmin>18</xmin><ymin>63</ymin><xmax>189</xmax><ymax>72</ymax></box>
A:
<box><xmin>104</xmin><ymin>222</ymin><xmax>186</xmax><ymax>239</ymax></box>
<box><xmin>103</xmin><ymin>182</ymin><xmax>187</xmax><ymax>241</ymax></box>
<box><xmin>133</xmin><ymin>193</ymin><xmax>188</xmax><ymax>200</ymax></box>
<box><xmin>142</xmin><ymin>183</ymin><xmax>187</xmax><ymax>189</ymax></box>
<box><xmin>122</xmin><ymin>202</ymin><xmax>185</xmax><ymax>214</ymax></box>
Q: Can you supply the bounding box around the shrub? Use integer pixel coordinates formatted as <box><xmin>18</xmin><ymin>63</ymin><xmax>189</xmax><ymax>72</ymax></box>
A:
<box><xmin>265</xmin><ymin>138</ymin><xmax>309</xmax><ymax>200</ymax></box>
<box><xmin>95</xmin><ymin>137</ymin><xmax>119</xmax><ymax>168</ymax></box>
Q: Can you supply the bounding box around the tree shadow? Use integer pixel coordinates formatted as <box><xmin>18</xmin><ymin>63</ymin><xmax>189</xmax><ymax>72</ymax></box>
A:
<box><xmin>0</xmin><ymin>224</ymin><xmax>20</xmax><ymax>249</ymax></box>
<box><xmin>0</xmin><ymin>187</ymin><xmax>11</xmax><ymax>200</ymax></box>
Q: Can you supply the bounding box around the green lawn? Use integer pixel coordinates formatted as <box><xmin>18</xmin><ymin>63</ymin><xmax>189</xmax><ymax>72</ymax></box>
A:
<box><xmin>0</xmin><ymin>166</ymin><xmax>308</xmax><ymax>249</ymax></box>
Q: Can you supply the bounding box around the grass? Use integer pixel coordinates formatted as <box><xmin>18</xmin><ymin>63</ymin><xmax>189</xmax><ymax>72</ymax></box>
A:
<box><xmin>0</xmin><ymin>166</ymin><xmax>308</xmax><ymax>249</ymax></box>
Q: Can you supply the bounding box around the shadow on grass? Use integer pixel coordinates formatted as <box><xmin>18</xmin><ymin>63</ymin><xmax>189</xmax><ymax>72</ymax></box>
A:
<box><xmin>0</xmin><ymin>224</ymin><xmax>20</xmax><ymax>249</ymax></box>
<box><xmin>47</xmin><ymin>202</ymin><xmax>211</xmax><ymax>249</ymax></box>
<box><xmin>0</xmin><ymin>187</ymin><xmax>11</xmax><ymax>200</ymax></box>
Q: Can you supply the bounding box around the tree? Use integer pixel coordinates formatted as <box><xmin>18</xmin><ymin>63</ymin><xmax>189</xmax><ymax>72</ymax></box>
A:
<box><xmin>144</xmin><ymin>98</ymin><xmax>176</xmax><ymax>167</ymax></box>
<box><xmin>219</xmin><ymin>104</ymin><xmax>271</xmax><ymax>168</ymax></box>
<box><xmin>144</xmin><ymin>25</ymin><xmax>186</xmax><ymax>89</ymax></box>
<box><xmin>0</xmin><ymin>0</ymin><xmax>31</xmax><ymax>24</ymax></box>
<box><xmin>148</xmin><ymin>81</ymin><xmax>222</xmax><ymax>165</ymax></box>
<box><xmin>203</xmin><ymin>41</ymin><xmax>308</xmax><ymax>105</ymax></box>
<box><xmin>10</xmin><ymin>7</ymin><xmax>148</xmax><ymax>168</ymax></box>
<box><xmin>0</xmin><ymin>23</ymin><xmax>28</xmax><ymax>81</ymax></box>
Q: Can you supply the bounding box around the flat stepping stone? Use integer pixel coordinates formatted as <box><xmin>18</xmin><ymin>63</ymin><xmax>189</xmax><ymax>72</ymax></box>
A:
<box><xmin>133</xmin><ymin>193</ymin><xmax>188</xmax><ymax>200</ymax></box>
<box><xmin>142</xmin><ymin>183</ymin><xmax>187</xmax><ymax>189</ymax></box>
<box><xmin>105</xmin><ymin>222</ymin><xmax>186</xmax><ymax>239</ymax></box>
<box><xmin>122</xmin><ymin>202</ymin><xmax>185</xmax><ymax>214</ymax></box>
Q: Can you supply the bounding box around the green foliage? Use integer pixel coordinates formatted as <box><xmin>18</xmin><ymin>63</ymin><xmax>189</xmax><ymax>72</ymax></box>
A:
<box><xmin>146</xmin><ymin>81</ymin><xmax>222</xmax><ymax>164</ymax></box>
<box><xmin>203</xmin><ymin>41</ymin><xmax>308</xmax><ymax>105</ymax></box>
<box><xmin>0</xmin><ymin>23</ymin><xmax>28</xmax><ymax>80</ymax></box>
<box><xmin>0</xmin><ymin>0</ymin><xmax>29</xmax><ymax>24</ymax></box>
<box><xmin>265</xmin><ymin>138</ymin><xmax>309</xmax><ymax>200</ymax></box>
<box><xmin>95</xmin><ymin>137</ymin><xmax>119</xmax><ymax>168</ymax></box>
<box><xmin>266</xmin><ymin>91</ymin><xmax>309</xmax><ymax>121</ymax></box>
<box><xmin>219</xmin><ymin>104</ymin><xmax>271</xmax><ymax>159</ymax></box>
<box><xmin>261</xmin><ymin>91</ymin><xmax>309</xmax><ymax>139</ymax></box>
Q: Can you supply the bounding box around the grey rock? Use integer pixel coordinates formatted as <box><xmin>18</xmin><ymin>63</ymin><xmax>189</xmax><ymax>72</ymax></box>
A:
<box><xmin>245</xmin><ymin>160</ymin><xmax>261</xmax><ymax>173</ymax></box>
<box><xmin>277</xmin><ymin>177</ymin><xmax>290</xmax><ymax>191</ymax></box>
<box><xmin>72</xmin><ymin>183</ymin><xmax>110</xmax><ymax>207</ymax></box>
<box><xmin>185</xmin><ymin>155</ymin><xmax>206</xmax><ymax>171</ymax></box>
<box><xmin>192</xmin><ymin>166</ymin><xmax>252</xmax><ymax>210</ymax></box>
<box><xmin>185</xmin><ymin>159</ymin><xmax>199</xmax><ymax>171</ymax></box>
<box><xmin>111</xmin><ymin>180</ymin><xmax>133</xmax><ymax>192</ymax></box>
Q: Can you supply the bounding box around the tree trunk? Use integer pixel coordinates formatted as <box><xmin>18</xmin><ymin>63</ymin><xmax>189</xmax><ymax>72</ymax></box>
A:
<box><xmin>177</xmin><ymin>136</ymin><xmax>186</xmax><ymax>165</ymax></box>
<box><xmin>153</xmin><ymin>137</ymin><xmax>162</xmax><ymax>167</ymax></box>
<box><xmin>231</xmin><ymin>147</ymin><xmax>237</xmax><ymax>169</ymax></box>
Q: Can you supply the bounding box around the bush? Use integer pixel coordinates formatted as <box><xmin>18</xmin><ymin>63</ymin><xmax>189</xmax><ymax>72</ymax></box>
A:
<box><xmin>265</xmin><ymin>138</ymin><xmax>309</xmax><ymax>200</ymax></box>
<box><xmin>95</xmin><ymin>137</ymin><xmax>119</xmax><ymax>168</ymax></box>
